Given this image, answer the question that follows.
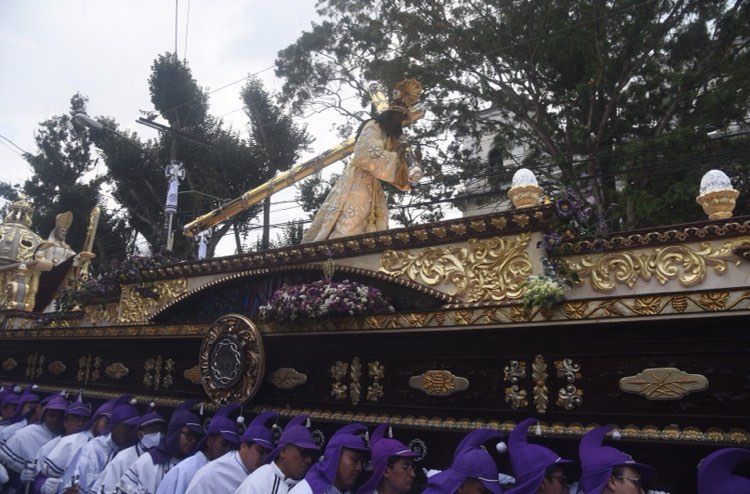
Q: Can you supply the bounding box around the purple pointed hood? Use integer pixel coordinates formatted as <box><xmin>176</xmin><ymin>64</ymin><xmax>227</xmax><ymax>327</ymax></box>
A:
<box><xmin>357</xmin><ymin>424</ymin><xmax>417</xmax><ymax>494</ymax></box>
<box><xmin>195</xmin><ymin>404</ymin><xmax>241</xmax><ymax>453</ymax></box>
<box><xmin>138</xmin><ymin>407</ymin><xmax>167</xmax><ymax>429</ymax></box>
<box><xmin>65</xmin><ymin>393</ymin><xmax>92</xmax><ymax>419</ymax></box>
<box><xmin>149</xmin><ymin>399</ymin><xmax>204</xmax><ymax>465</ymax></box>
<box><xmin>505</xmin><ymin>418</ymin><xmax>572</xmax><ymax>494</ymax></box>
<box><xmin>305</xmin><ymin>423</ymin><xmax>369</xmax><ymax>494</ymax></box>
<box><xmin>579</xmin><ymin>426</ymin><xmax>656</xmax><ymax>494</ymax></box>
<box><xmin>109</xmin><ymin>395</ymin><xmax>141</xmax><ymax>430</ymax></box>
<box><xmin>0</xmin><ymin>383</ymin><xmax>18</xmax><ymax>405</ymax></box>
<box><xmin>83</xmin><ymin>397</ymin><xmax>116</xmax><ymax>433</ymax></box>
<box><xmin>241</xmin><ymin>411</ymin><xmax>278</xmax><ymax>451</ymax></box>
<box><xmin>266</xmin><ymin>414</ymin><xmax>319</xmax><ymax>463</ymax></box>
<box><xmin>42</xmin><ymin>395</ymin><xmax>69</xmax><ymax>415</ymax></box>
<box><xmin>698</xmin><ymin>447</ymin><xmax>750</xmax><ymax>494</ymax></box>
<box><xmin>1</xmin><ymin>385</ymin><xmax>40</xmax><ymax>425</ymax></box>
<box><xmin>423</xmin><ymin>429</ymin><xmax>504</xmax><ymax>494</ymax></box>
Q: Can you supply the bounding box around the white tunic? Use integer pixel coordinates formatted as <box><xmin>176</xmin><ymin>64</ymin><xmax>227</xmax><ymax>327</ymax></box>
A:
<box><xmin>63</xmin><ymin>433</ymin><xmax>119</xmax><ymax>493</ymax></box>
<box><xmin>90</xmin><ymin>442</ymin><xmax>147</xmax><ymax>494</ymax></box>
<box><xmin>156</xmin><ymin>451</ymin><xmax>207</xmax><ymax>494</ymax></box>
<box><xmin>33</xmin><ymin>436</ymin><xmax>62</xmax><ymax>474</ymax></box>
<box><xmin>0</xmin><ymin>423</ymin><xmax>57</xmax><ymax>472</ymax></box>
<box><xmin>42</xmin><ymin>430</ymin><xmax>93</xmax><ymax>478</ymax></box>
<box><xmin>234</xmin><ymin>462</ymin><xmax>300</xmax><ymax>494</ymax></box>
<box><xmin>287</xmin><ymin>479</ymin><xmax>347</xmax><ymax>494</ymax></box>
<box><xmin>118</xmin><ymin>452</ymin><xmax>179</xmax><ymax>494</ymax></box>
<box><xmin>186</xmin><ymin>451</ymin><xmax>249</xmax><ymax>494</ymax></box>
<box><xmin>0</xmin><ymin>419</ymin><xmax>27</xmax><ymax>443</ymax></box>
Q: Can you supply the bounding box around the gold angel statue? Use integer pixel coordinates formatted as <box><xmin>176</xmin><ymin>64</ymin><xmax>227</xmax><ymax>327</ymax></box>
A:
<box><xmin>302</xmin><ymin>78</ymin><xmax>425</xmax><ymax>243</ymax></box>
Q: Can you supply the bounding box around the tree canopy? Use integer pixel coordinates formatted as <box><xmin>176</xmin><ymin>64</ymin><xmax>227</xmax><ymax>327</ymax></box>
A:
<box><xmin>276</xmin><ymin>0</ymin><xmax>750</xmax><ymax>230</ymax></box>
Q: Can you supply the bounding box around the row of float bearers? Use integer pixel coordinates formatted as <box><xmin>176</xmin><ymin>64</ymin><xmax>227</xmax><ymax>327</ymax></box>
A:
<box><xmin>0</xmin><ymin>385</ymin><xmax>746</xmax><ymax>494</ymax></box>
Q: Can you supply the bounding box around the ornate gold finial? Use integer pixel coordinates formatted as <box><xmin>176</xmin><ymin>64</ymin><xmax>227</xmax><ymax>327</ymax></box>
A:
<box><xmin>4</xmin><ymin>194</ymin><xmax>34</xmax><ymax>227</ymax></box>
<box><xmin>56</xmin><ymin>211</ymin><xmax>73</xmax><ymax>230</ymax></box>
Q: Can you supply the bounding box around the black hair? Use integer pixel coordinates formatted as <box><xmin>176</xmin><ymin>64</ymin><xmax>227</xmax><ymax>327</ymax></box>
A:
<box><xmin>355</xmin><ymin>110</ymin><xmax>405</xmax><ymax>141</ymax></box>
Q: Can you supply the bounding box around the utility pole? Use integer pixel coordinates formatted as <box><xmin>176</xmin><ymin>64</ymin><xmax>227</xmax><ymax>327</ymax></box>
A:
<box><xmin>136</xmin><ymin>116</ymin><xmax>207</xmax><ymax>251</ymax></box>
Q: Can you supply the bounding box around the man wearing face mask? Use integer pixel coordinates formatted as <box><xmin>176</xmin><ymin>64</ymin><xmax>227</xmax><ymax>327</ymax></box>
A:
<box><xmin>288</xmin><ymin>423</ymin><xmax>370</xmax><ymax>494</ymax></box>
<box><xmin>157</xmin><ymin>404</ymin><xmax>241</xmax><ymax>494</ymax></box>
<box><xmin>234</xmin><ymin>414</ymin><xmax>320</xmax><ymax>494</ymax></box>
<box><xmin>60</xmin><ymin>395</ymin><xmax>141</xmax><ymax>494</ymax></box>
<box><xmin>30</xmin><ymin>395</ymin><xmax>92</xmax><ymax>494</ymax></box>
<box><xmin>118</xmin><ymin>400</ymin><xmax>204</xmax><ymax>494</ymax></box>
<box><xmin>90</xmin><ymin>406</ymin><xmax>166</xmax><ymax>494</ymax></box>
<box><xmin>42</xmin><ymin>398</ymin><xmax>115</xmax><ymax>494</ymax></box>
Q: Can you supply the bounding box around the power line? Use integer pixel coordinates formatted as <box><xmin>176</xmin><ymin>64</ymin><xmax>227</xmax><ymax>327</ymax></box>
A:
<box><xmin>0</xmin><ymin>133</ymin><xmax>30</xmax><ymax>155</ymax></box>
<box><xmin>174</xmin><ymin>0</ymin><xmax>179</xmax><ymax>56</ymax></box>
<box><xmin>183</xmin><ymin>0</ymin><xmax>191</xmax><ymax>61</ymax></box>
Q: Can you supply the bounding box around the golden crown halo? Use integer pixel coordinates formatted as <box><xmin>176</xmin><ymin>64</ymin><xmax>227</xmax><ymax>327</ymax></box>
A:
<box><xmin>392</xmin><ymin>78</ymin><xmax>423</xmax><ymax>107</ymax></box>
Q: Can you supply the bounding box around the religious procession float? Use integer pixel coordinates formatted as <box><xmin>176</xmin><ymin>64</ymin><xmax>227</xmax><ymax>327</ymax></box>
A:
<box><xmin>1</xmin><ymin>79</ymin><xmax>749</xmax><ymax>493</ymax></box>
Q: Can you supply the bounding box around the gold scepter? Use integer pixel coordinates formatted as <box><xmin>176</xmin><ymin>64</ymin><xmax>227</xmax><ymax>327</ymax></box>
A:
<box><xmin>76</xmin><ymin>206</ymin><xmax>101</xmax><ymax>283</ymax></box>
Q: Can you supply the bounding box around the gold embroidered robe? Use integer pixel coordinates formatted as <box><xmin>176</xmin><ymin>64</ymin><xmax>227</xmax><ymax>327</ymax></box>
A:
<box><xmin>302</xmin><ymin>120</ymin><xmax>410</xmax><ymax>243</ymax></box>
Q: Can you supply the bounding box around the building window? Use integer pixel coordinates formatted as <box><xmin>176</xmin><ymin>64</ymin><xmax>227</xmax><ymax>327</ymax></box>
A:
<box><xmin>488</xmin><ymin>147</ymin><xmax>503</xmax><ymax>173</ymax></box>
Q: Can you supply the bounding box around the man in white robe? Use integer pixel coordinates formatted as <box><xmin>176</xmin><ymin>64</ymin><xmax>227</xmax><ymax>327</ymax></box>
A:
<box><xmin>0</xmin><ymin>395</ymin><xmax>66</xmax><ymax>492</ymax></box>
<box><xmin>0</xmin><ymin>386</ymin><xmax>41</xmax><ymax>443</ymax></box>
<box><xmin>42</xmin><ymin>398</ymin><xmax>114</xmax><ymax>494</ymax></box>
<box><xmin>234</xmin><ymin>414</ymin><xmax>320</xmax><ymax>494</ymax></box>
<box><xmin>185</xmin><ymin>411</ymin><xmax>279</xmax><ymax>494</ymax></box>
<box><xmin>28</xmin><ymin>397</ymin><xmax>91</xmax><ymax>494</ymax></box>
<box><xmin>58</xmin><ymin>396</ymin><xmax>140</xmax><ymax>494</ymax></box>
<box><xmin>118</xmin><ymin>400</ymin><xmax>203</xmax><ymax>494</ymax></box>
<box><xmin>288</xmin><ymin>424</ymin><xmax>369</xmax><ymax>494</ymax></box>
<box><xmin>90</xmin><ymin>409</ymin><xmax>166</xmax><ymax>494</ymax></box>
<box><xmin>156</xmin><ymin>405</ymin><xmax>240</xmax><ymax>494</ymax></box>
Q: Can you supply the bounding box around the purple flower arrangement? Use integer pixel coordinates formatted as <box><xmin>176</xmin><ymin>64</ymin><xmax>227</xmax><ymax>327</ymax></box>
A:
<box><xmin>258</xmin><ymin>279</ymin><xmax>395</xmax><ymax>322</ymax></box>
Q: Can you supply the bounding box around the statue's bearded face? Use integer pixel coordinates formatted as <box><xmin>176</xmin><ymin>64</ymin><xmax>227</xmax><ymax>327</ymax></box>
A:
<box><xmin>55</xmin><ymin>227</ymin><xmax>68</xmax><ymax>241</ymax></box>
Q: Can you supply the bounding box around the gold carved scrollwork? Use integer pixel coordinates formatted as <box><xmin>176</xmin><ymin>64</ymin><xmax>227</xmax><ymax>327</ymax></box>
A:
<box><xmin>566</xmin><ymin>237</ymin><xmax>750</xmax><ymax>292</ymax></box>
<box><xmin>83</xmin><ymin>303</ymin><xmax>119</xmax><ymax>326</ymax></box>
<box><xmin>183</xmin><ymin>365</ymin><xmax>202</xmax><ymax>385</ymax></box>
<box><xmin>409</xmin><ymin>370</ymin><xmax>469</xmax><ymax>397</ymax></box>
<box><xmin>619</xmin><ymin>367</ymin><xmax>708</xmax><ymax>400</ymax></box>
<box><xmin>268</xmin><ymin>368</ymin><xmax>308</xmax><ymax>390</ymax></box>
<box><xmin>25</xmin><ymin>353</ymin><xmax>45</xmax><ymax>379</ymax></box>
<box><xmin>143</xmin><ymin>356</ymin><xmax>175</xmax><ymax>390</ymax></box>
<box><xmin>504</xmin><ymin>360</ymin><xmax>528</xmax><ymax>409</ymax></box>
<box><xmin>118</xmin><ymin>278</ymin><xmax>188</xmax><ymax>323</ymax></box>
<box><xmin>532</xmin><ymin>355</ymin><xmax>548</xmax><ymax>414</ymax></box>
<box><xmin>47</xmin><ymin>361</ymin><xmax>67</xmax><ymax>376</ymax></box>
<box><xmin>330</xmin><ymin>361</ymin><xmax>349</xmax><ymax>401</ymax></box>
<box><xmin>350</xmin><ymin>357</ymin><xmax>362</xmax><ymax>406</ymax></box>
<box><xmin>77</xmin><ymin>355</ymin><xmax>101</xmax><ymax>384</ymax></box>
<box><xmin>379</xmin><ymin>233</ymin><xmax>533</xmax><ymax>303</ymax></box>
<box><xmin>366</xmin><ymin>361</ymin><xmax>385</xmax><ymax>403</ymax></box>
<box><xmin>105</xmin><ymin>362</ymin><xmax>129</xmax><ymax>380</ymax></box>
<box><xmin>199</xmin><ymin>314</ymin><xmax>265</xmax><ymax>405</ymax></box>
<box><xmin>2</xmin><ymin>358</ymin><xmax>18</xmax><ymax>372</ymax></box>
<box><xmin>555</xmin><ymin>358</ymin><xmax>583</xmax><ymax>410</ymax></box>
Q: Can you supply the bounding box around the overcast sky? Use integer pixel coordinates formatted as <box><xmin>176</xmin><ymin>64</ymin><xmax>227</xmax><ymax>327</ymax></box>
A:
<box><xmin>0</xmin><ymin>0</ymin><xmax>363</xmax><ymax>254</ymax></box>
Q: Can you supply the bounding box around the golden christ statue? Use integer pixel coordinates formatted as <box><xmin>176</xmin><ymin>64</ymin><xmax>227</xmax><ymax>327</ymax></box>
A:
<box><xmin>302</xmin><ymin>78</ymin><xmax>425</xmax><ymax>243</ymax></box>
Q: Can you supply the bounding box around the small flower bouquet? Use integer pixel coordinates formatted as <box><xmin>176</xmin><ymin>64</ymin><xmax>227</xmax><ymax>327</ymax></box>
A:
<box><xmin>522</xmin><ymin>274</ymin><xmax>567</xmax><ymax>309</ymax></box>
<box><xmin>258</xmin><ymin>279</ymin><xmax>395</xmax><ymax>322</ymax></box>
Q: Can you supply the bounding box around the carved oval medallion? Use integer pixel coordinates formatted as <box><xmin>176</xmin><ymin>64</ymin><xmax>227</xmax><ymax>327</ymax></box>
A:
<box><xmin>200</xmin><ymin>314</ymin><xmax>265</xmax><ymax>405</ymax></box>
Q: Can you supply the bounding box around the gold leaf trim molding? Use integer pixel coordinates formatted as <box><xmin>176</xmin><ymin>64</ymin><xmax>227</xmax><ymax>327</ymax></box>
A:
<box><xmin>253</xmin><ymin>405</ymin><xmax>750</xmax><ymax>446</ymax></box>
<box><xmin>620</xmin><ymin>367</ymin><xmax>709</xmax><ymax>400</ymax></box>
<box><xmin>565</xmin><ymin>237</ymin><xmax>750</xmax><ymax>293</ymax></box>
<box><xmin>268</xmin><ymin>367</ymin><xmax>308</xmax><ymax>390</ymax></box>
<box><xmin>380</xmin><ymin>233</ymin><xmax>533</xmax><ymax>303</ymax></box>
<box><xmin>118</xmin><ymin>278</ymin><xmax>188</xmax><ymax>323</ymax></box>
<box><xmin>409</xmin><ymin>370</ymin><xmax>469</xmax><ymax>397</ymax></box>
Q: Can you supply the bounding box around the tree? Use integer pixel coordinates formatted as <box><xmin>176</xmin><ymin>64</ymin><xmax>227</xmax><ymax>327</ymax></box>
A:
<box><xmin>276</xmin><ymin>0</ymin><xmax>750</xmax><ymax>230</ymax></box>
<box><xmin>89</xmin><ymin>53</ymin><xmax>310</xmax><ymax>258</ymax></box>
<box><xmin>0</xmin><ymin>94</ymin><xmax>131</xmax><ymax>269</ymax></box>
